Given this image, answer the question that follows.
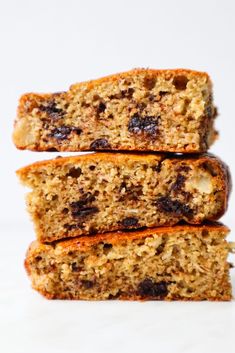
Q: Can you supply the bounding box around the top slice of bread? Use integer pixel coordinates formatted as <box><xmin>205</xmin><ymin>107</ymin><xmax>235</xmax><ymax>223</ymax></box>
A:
<box><xmin>13</xmin><ymin>68</ymin><xmax>217</xmax><ymax>152</ymax></box>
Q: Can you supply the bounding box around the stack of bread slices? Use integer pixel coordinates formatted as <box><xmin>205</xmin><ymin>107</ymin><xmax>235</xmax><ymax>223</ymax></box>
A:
<box><xmin>13</xmin><ymin>69</ymin><xmax>234</xmax><ymax>300</ymax></box>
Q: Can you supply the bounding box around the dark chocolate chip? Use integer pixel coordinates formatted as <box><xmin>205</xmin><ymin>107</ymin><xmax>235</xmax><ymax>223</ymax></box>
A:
<box><xmin>81</xmin><ymin>280</ymin><xmax>94</xmax><ymax>289</ymax></box>
<box><xmin>62</xmin><ymin>208</ymin><xmax>69</xmax><ymax>214</ymax></box>
<box><xmin>71</xmin><ymin>263</ymin><xmax>80</xmax><ymax>272</ymax></box>
<box><xmin>67</xmin><ymin>167</ymin><xmax>82</xmax><ymax>178</ymax></box>
<box><xmin>71</xmin><ymin>207</ymin><xmax>99</xmax><ymax>218</ymax></box>
<box><xmin>172</xmin><ymin>75</ymin><xmax>189</xmax><ymax>90</ymax></box>
<box><xmin>103</xmin><ymin>243</ymin><xmax>113</xmax><ymax>249</ymax></box>
<box><xmin>69</xmin><ymin>192</ymin><xmax>98</xmax><ymax>218</ymax></box>
<box><xmin>97</xmin><ymin>102</ymin><xmax>106</xmax><ymax>113</ymax></box>
<box><xmin>121</xmin><ymin>217</ymin><xmax>139</xmax><ymax>227</ymax></box>
<box><xmin>159</xmin><ymin>91</ymin><xmax>169</xmax><ymax>96</ymax></box>
<box><xmin>35</xmin><ymin>256</ymin><xmax>42</xmax><ymax>262</ymax></box>
<box><xmin>89</xmin><ymin>227</ymin><xmax>98</xmax><ymax>235</ymax></box>
<box><xmin>70</xmin><ymin>127</ymin><xmax>82</xmax><ymax>135</ymax></box>
<box><xmin>138</xmin><ymin>279</ymin><xmax>169</xmax><ymax>298</ymax></box>
<box><xmin>170</xmin><ymin>174</ymin><xmax>186</xmax><ymax>192</ymax></box>
<box><xmin>90</xmin><ymin>138</ymin><xmax>111</xmax><ymax>150</ymax></box>
<box><xmin>156</xmin><ymin>196</ymin><xmax>193</xmax><ymax>217</ymax></box>
<box><xmin>49</xmin><ymin>126</ymin><xmax>82</xmax><ymax>140</ymax></box>
<box><xmin>155</xmin><ymin>243</ymin><xmax>165</xmax><ymax>255</ymax></box>
<box><xmin>89</xmin><ymin>165</ymin><xmax>96</xmax><ymax>171</ymax></box>
<box><xmin>49</xmin><ymin>126</ymin><xmax>72</xmax><ymax>140</ymax></box>
<box><xmin>153</xmin><ymin>163</ymin><xmax>162</xmax><ymax>173</ymax></box>
<box><xmin>109</xmin><ymin>93</ymin><xmax>120</xmax><ymax>99</ymax></box>
<box><xmin>71</xmin><ymin>193</ymin><xmax>96</xmax><ymax>208</ymax></box>
<box><xmin>39</xmin><ymin>100</ymin><xmax>65</xmax><ymax>120</ymax></box>
<box><xmin>120</xmin><ymin>181</ymin><xmax>127</xmax><ymax>190</ymax></box>
<box><xmin>128</xmin><ymin>114</ymin><xmax>160</xmax><ymax>136</ymax></box>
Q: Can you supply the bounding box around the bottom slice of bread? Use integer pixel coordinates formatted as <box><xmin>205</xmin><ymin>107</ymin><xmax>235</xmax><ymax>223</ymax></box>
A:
<box><xmin>25</xmin><ymin>224</ymin><xmax>233</xmax><ymax>301</ymax></box>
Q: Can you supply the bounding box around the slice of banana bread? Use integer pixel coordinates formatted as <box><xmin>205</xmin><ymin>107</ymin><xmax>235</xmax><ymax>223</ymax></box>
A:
<box><xmin>17</xmin><ymin>153</ymin><xmax>231</xmax><ymax>243</ymax></box>
<box><xmin>13</xmin><ymin>68</ymin><xmax>217</xmax><ymax>153</ymax></box>
<box><xmin>25</xmin><ymin>223</ymin><xmax>233</xmax><ymax>301</ymax></box>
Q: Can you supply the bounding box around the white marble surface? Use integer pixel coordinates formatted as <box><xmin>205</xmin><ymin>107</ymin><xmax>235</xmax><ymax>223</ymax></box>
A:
<box><xmin>1</xmin><ymin>224</ymin><xmax>235</xmax><ymax>353</ymax></box>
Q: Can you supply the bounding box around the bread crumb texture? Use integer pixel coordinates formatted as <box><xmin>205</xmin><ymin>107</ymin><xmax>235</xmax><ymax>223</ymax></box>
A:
<box><xmin>17</xmin><ymin>153</ymin><xmax>230</xmax><ymax>242</ymax></box>
<box><xmin>25</xmin><ymin>224</ymin><xmax>233</xmax><ymax>300</ymax></box>
<box><xmin>13</xmin><ymin>68</ymin><xmax>217</xmax><ymax>152</ymax></box>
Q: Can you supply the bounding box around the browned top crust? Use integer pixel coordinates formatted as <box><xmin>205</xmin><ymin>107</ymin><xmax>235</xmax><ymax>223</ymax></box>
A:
<box><xmin>14</xmin><ymin>68</ymin><xmax>215</xmax><ymax>153</ymax></box>
<box><xmin>27</xmin><ymin>222</ymin><xmax>229</xmax><ymax>253</ymax></box>
<box><xmin>16</xmin><ymin>152</ymin><xmax>229</xmax><ymax>186</ymax></box>
<box><xmin>70</xmin><ymin>68</ymin><xmax>211</xmax><ymax>90</ymax></box>
<box><xmin>18</xmin><ymin>68</ymin><xmax>211</xmax><ymax>98</ymax></box>
<box><xmin>16</xmin><ymin>152</ymin><xmax>164</xmax><ymax>175</ymax></box>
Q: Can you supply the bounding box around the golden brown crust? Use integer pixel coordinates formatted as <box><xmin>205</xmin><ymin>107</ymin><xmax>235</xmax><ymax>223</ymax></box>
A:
<box><xmin>16</xmin><ymin>152</ymin><xmax>164</xmax><ymax>176</ymax></box>
<box><xmin>28</xmin><ymin>222</ymin><xmax>230</xmax><ymax>252</ymax></box>
<box><xmin>24</xmin><ymin>223</ymin><xmax>232</xmax><ymax>301</ymax></box>
<box><xmin>17</xmin><ymin>152</ymin><xmax>231</xmax><ymax>242</ymax></box>
<box><xmin>69</xmin><ymin>68</ymin><xmax>211</xmax><ymax>90</ymax></box>
<box><xmin>13</xmin><ymin>68</ymin><xmax>215</xmax><ymax>153</ymax></box>
<box><xmin>18</xmin><ymin>69</ymin><xmax>211</xmax><ymax>98</ymax></box>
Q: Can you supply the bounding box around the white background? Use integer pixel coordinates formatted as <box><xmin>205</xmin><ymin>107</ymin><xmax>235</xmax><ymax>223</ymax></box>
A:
<box><xmin>0</xmin><ymin>0</ymin><xmax>235</xmax><ymax>352</ymax></box>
